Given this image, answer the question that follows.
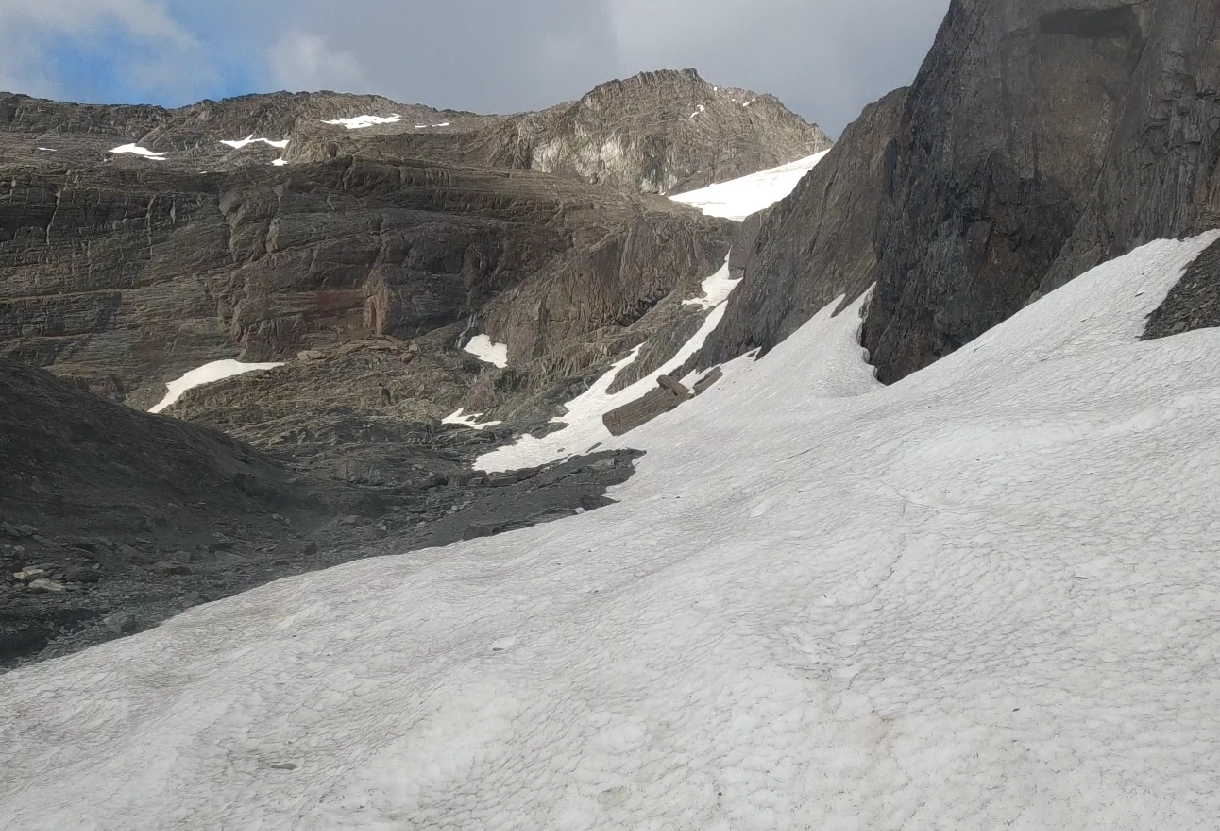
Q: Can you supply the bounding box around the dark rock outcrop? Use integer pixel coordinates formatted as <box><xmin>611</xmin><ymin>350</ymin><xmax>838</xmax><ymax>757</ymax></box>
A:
<box><xmin>1145</xmin><ymin>234</ymin><xmax>1220</xmax><ymax>339</ymax></box>
<box><xmin>701</xmin><ymin>88</ymin><xmax>907</xmax><ymax>366</ymax></box>
<box><xmin>708</xmin><ymin>0</ymin><xmax>1219</xmax><ymax>384</ymax></box>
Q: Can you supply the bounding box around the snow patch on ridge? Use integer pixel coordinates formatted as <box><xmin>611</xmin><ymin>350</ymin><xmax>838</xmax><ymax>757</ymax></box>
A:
<box><xmin>670</xmin><ymin>149</ymin><xmax>831</xmax><ymax>220</ymax></box>
<box><xmin>323</xmin><ymin>114</ymin><xmax>401</xmax><ymax>130</ymax></box>
<box><xmin>220</xmin><ymin>136</ymin><xmax>290</xmax><ymax>150</ymax></box>
<box><xmin>149</xmin><ymin>359</ymin><xmax>284</xmax><ymax>414</ymax></box>
<box><xmin>443</xmin><ymin>409</ymin><xmax>503</xmax><ymax>430</ymax></box>
<box><xmin>109</xmin><ymin>144</ymin><xmax>167</xmax><ymax>161</ymax></box>
<box><xmin>463</xmin><ymin>335</ymin><xmax>509</xmax><ymax>368</ymax></box>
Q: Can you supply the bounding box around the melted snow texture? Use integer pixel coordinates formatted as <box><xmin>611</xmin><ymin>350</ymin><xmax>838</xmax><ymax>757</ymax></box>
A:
<box><xmin>669</xmin><ymin>150</ymin><xmax>831</xmax><ymax>221</ymax></box>
<box><xmin>464</xmin><ymin>335</ymin><xmax>509</xmax><ymax>368</ymax></box>
<box><xmin>3</xmin><ymin>235</ymin><xmax>1220</xmax><ymax>829</ymax></box>
<box><xmin>148</xmin><ymin>360</ymin><xmax>284</xmax><ymax>414</ymax></box>
<box><xmin>323</xmin><ymin>115</ymin><xmax>401</xmax><ymax>130</ymax></box>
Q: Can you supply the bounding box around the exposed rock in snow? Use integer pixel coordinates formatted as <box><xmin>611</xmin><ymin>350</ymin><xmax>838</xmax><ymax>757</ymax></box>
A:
<box><xmin>442</xmin><ymin>409</ymin><xmax>503</xmax><ymax>430</ymax></box>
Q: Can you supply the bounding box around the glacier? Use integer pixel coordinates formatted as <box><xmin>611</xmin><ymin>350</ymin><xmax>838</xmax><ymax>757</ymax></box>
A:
<box><xmin>2</xmin><ymin>232</ymin><xmax>1219</xmax><ymax>829</ymax></box>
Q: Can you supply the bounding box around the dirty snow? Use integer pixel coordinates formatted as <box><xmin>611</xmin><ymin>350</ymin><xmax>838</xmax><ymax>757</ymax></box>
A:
<box><xmin>442</xmin><ymin>408</ymin><xmax>504</xmax><ymax>430</ymax></box>
<box><xmin>3</xmin><ymin>235</ymin><xmax>1220</xmax><ymax>830</ymax></box>
<box><xmin>670</xmin><ymin>150</ymin><xmax>831</xmax><ymax>221</ymax></box>
<box><xmin>220</xmin><ymin>136</ymin><xmax>290</xmax><ymax>150</ymax></box>
<box><xmin>109</xmin><ymin>143</ymin><xmax>167</xmax><ymax>161</ymax></box>
<box><xmin>148</xmin><ymin>359</ymin><xmax>284</xmax><ymax>414</ymax></box>
<box><xmin>463</xmin><ymin>335</ymin><xmax>509</xmax><ymax>368</ymax></box>
<box><xmin>323</xmin><ymin>114</ymin><xmax>401</xmax><ymax>130</ymax></box>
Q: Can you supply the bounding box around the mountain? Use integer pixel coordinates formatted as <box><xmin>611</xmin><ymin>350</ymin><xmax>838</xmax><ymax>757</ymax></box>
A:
<box><xmin>712</xmin><ymin>0</ymin><xmax>1220</xmax><ymax>382</ymax></box>
<box><xmin>3</xmin><ymin>232</ymin><xmax>1217</xmax><ymax>827</ymax></box>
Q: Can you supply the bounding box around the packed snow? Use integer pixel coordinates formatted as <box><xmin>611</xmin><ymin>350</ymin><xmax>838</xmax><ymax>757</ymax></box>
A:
<box><xmin>463</xmin><ymin>334</ymin><xmax>509</xmax><ymax>368</ymax></box>
<box><xmin>109</xmin><ymin>143</ymin><xmax>167</xmax><ymax>161</ymax></box>
<box><xmin>442</xmin><ymin>408</ymin><xmax>504</xmax><ymax>430</ymax></box>
<box><xmin>2</xmin><ymin>235</ymin><xmax>1220</xmax><ymax>828</ymax></box>
<box><xmin>670</xmin><ymin>150</ymin><xmax>831</xmax><ymax>220</ymax></box>
<box><xmin>323</xmin><ymin>114</ymin><xmax>401</xmax><ymax>130</ymax></box>
<box><xmin>220</xmin><ymin>136</ymin><xmax>290</xmax><ymax>150</ymax></box>
<box><xmin>148</xmin><ymin>359</ymin><xmax>285</xmax><ymax>414</ymax></box>
<box><xmin>683</xmin><ymin>258</ymin><xmax>741</xmax><ymax>310</ymax></box>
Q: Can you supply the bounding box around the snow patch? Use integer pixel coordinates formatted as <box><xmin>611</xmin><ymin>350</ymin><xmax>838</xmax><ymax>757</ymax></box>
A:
<box><xmin>1</xmin><ymin>236</ymin><xmax>1220</xmax><ymax>828</ymax></box>
<box><xmin>463</xmin><ymin>335</ymin><xmax>509</xmax><ymax>369</ymax></box>
<box><xmin>109</xmin><ymin>144</ymin><xmax>167</xmax><ymax>161</ymax></box>
<box><xmin>36</xmin><ymin>147</ymin><xmax>57</xmax><ymax>152</ymax></box>
<box><xmin>670</xmin><ymin>150</ymin><xmax>831</xmax><ymax>221</ymax></box>
<box><xmin>323</xmin><ymin>114</ymin><xmax>401</xmax><ymax>130</ymax></box>
<box><xmin>220</xmin><ymin>136</ymin><xmax>290</xmax><ymax>150</ymax></box>
<box><xmin>683</xmin><ymin>258</ymin><xmax>740</xmax><ymax>310</ymax></box>
<box><xmin>272</xmin><ymin>159</ymin><xmax>288</xmax><ymax>167</ymax></box>
<box><xmin>442</xmin><ymin>409</ymin><xmax>503</xmax><ymax>430</ymax></box>
<box><xmin>149</xmin><ymin>359</ymin><xmax>284</xmax><ymax>414</ymax></box>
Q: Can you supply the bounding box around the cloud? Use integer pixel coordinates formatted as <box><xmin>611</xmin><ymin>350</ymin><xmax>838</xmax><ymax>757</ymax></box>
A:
<box><xmin>267</xmin><ymin>32</ymin><xmax>366</xmax><ymax>93</ymax></box>
<box><xmin>0</xmin><ymin>0</ymin><xmax>215</xmax><ymax>101</ymax></box>
<box><xmin>1</xmin><ymin>0</ymin><xmax>951</xmax><ymax>136</ymax></box>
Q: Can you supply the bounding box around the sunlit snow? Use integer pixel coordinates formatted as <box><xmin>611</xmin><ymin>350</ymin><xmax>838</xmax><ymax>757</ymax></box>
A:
<box><xmin>463</xmin><ymin>335</ymin><xmax>509</xmax><ymax>368</ymax></box>
<box><xmin>2</xmin><ymin>235</ymin><xmax>1218</xmax><ymax>829</ymax></box>
<box><xmin>220</xmin><ymin>136</ymin><xmax>290</xmax><ymax>150</ymax></box>
<box><xmin>322</xmin><ymin>114</ymin><xmax>401</xmax><ymax>130</ymax></box>
<box><xmin>36</xmin><ymin>147</ymin><xmax>57</xmax><ymax>152</ymax></box>
<box><xmin>272</xmin><ymin>159</ymin><xmax>288</xmax><ymax>167</ymax></box>
<box><xmin>109</xmin><ymin>143</ymin><xmax>167</xmax><ymax>161</ymax></box>
<box><xmin>442</xmin><ymin>408</ymin><xmax>503</xmax><ymax>430</ymax></box>
<box><xmin>670</xmin><ymin>150</ymin><xmax>831</xmax><ymax>220</ymax></box>
<box><xmin>148</xmin><ymin>359</ymin><xmax>284</xmax><ymax>414</ymax></box>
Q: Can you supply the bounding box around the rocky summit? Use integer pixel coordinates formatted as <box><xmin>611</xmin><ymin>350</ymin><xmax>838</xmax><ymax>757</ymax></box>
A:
<box><xmin>0</xmin><ymin>71</ymin><xmax>828</xmax><ymax>664</ymax></box>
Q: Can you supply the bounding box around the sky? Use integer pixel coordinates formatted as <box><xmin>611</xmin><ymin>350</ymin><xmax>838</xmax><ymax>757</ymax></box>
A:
<box><xmin>0</xmin><ymin>0</ymin><xmax>949</xmax><ymax>137</ymax></box>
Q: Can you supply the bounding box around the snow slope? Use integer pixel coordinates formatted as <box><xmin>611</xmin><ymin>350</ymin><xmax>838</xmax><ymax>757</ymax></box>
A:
<box><xmin>463</xmin><ymin>334</ymin><xmax>509</xmax><ymax>368</ymax></box>
<box><xmin>3</xmin><ymin>235</ymin><xmax>1220</xmax><ymax>830</ymax></box>
<box><xmin>670</xmin><ymin>150</ymin><xmax>831</xmax><ymax>220</ymax></box>
<box><xmin>148</xmin><ymin>359</ymin><xmax>284</xmax><ymax>414</ymax></box>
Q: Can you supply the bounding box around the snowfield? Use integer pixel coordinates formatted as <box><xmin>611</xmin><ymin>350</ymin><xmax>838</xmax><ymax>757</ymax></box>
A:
<box><xmin>463</xmin><ymin>334</ymin><xmax>510</xmax><ymax>368</ymax></box>
<box><xmin>670</xmin><ymin>150</ymin><xmax>831</xmax><ymax>220</ymax></box>
<box><xmin>2</xmin><ymin>233</ymin><xmax>1219</xmax><ymax>829</ymax></box>
<box><xmin>148</xmin><ymin>359</ymin><xmax>285</xmax><ymax>414</ymax></box>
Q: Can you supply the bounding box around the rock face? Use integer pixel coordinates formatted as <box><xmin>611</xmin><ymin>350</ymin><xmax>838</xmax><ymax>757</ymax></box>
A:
<box><xmin>701</xmin><ymin>88</ymin><xmax>907</xmax><ymax>367</ymax></box>
<box><xmin>287</xmin><ymin>70</ymin><xmax>832</xmax><ymax>196</ymax></box>
<box><xmin>863</xmin><ymin>0</ymin><xmax>1220</xmax><ymax>383</ymax></box>
<box><xmin>714</xmin><ymin>0</ymin><xmax>1220</xmax><ymax>383</ymax></box>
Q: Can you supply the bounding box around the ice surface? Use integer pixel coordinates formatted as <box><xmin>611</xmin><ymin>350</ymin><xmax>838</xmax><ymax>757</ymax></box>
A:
<box><xmin>443</xmin><ymin>408</ymin><xmax>503</xmax><ymax>430</ymax></box>
<box><xmin>109</xmin><ymin>143</ymin><xmax>167</xmax><ymax>161</ymax></box>
<box><xmin>323</xmin><ymin>114</ymin><xmax>401</xmax><ymax>130</ymax></box>
<box><xmin>463</xmin><ymin>334</ymin><xmax>509</xmax><ymax>368</ymax></box>
<box><xmin>670</xmin><ymin>150</ymin><xmax>831</xmax><ymax>220</ymax></box>
<box><xmin>148</xmin><ymin>359</ymin><xmax>284</xmax><ymax>414</ymax></box>
<box><xmin>3</xmin><ymin>235</ymin><xmax>1220</xmax><ymax>830</ymax></box>
<box><xmin>221</xmin><ymin>136</ymin><xmax>290</xmax><ymax>150</ymax></box>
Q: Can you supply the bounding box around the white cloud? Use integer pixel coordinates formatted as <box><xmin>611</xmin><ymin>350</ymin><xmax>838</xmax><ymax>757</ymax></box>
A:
<box><xmin>0</xmin><ymin>0</ymin><xmax>213</xmax><ymax>100</ymax></box>
<box><xmin>267</xmin><ymin>31</ymin><xmax>366</xmax><ymax>93</ymax></box>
